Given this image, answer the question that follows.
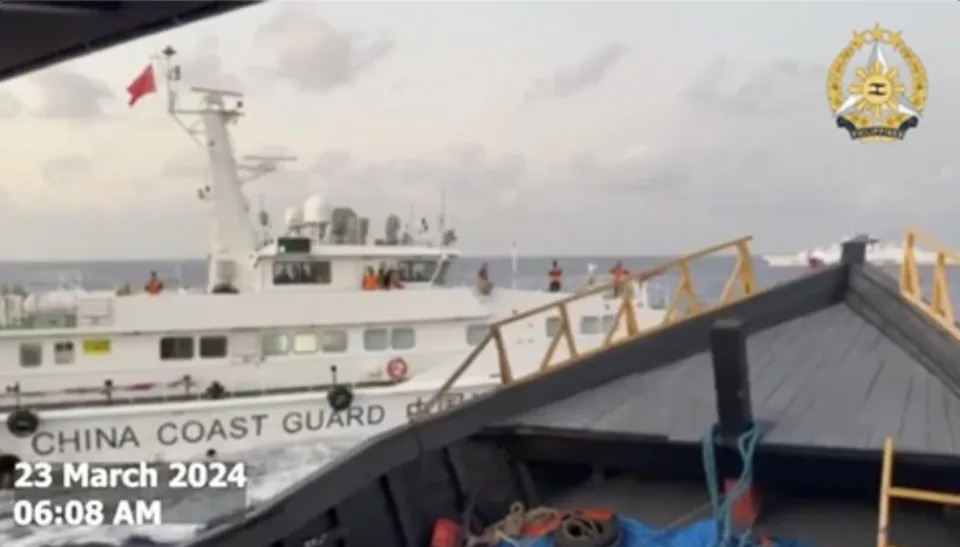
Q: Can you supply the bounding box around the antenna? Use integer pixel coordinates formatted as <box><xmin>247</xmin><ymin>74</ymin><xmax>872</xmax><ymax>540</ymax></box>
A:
<box><xmin>158</xmin><ymin>46</ymin><xmax>246</xmax><ymax>148</ymax></box>
<box><xmin>190</xmin><ymin>86</ymin><xmax>243</xmax><ymax>98</ymax></box>
<box><xmin>438</xmin><ymin>185</ymin><xmax>446</xmax><ymax>237</ymax></box>
<box><xmin>406</xmin><ymin>204</ymin><xmax>415</xmax><ymax>241</ymax></box>
<box><xmin>237</xmin><ymin>154</ymin><xmax>298</xmax><ymax>184</ymax></box>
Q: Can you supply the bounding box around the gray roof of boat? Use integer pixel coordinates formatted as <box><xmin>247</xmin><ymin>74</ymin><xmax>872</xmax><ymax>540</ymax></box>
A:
<box><xmin>502</xmin><ymin>269</ymin><xmax>960</xmax><ymax>457</ymax></box>
<box><xmin>0</xmin><ymin>1</ymin><xmax>258</xmax><ymax>82</ymax></box>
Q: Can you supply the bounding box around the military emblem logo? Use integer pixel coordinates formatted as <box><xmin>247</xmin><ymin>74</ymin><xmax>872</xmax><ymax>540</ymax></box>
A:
<box><xmin>827</xmin><ymin>24</ymin><xmax>927</xmax><ymax>142</ymax></box>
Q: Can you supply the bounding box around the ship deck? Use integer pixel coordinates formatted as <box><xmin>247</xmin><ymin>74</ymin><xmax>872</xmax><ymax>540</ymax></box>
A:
<box><xmin>498</xmin><ymin>298</ymin><xmax>960</xmax><ymax>458</ymax></box>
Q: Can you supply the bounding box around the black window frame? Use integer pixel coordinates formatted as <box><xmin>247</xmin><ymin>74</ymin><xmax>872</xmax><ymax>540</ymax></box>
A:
<box><xmin>54</xmin><ymin>341</ymin><xmax>75</xmax><ymax>365</ymax></box>
<box><xmin>160</xmin><ymin>336</ymin><xmax>195</xmax><ymax>360</ymax></box>
<box><xmin>396</xmin><ymin>259</ymin><xmax>440</xmax><ymax>283</ymax></box>
<box><xmin>272</xmin><ymin>261</ymin><xmax>332</xmax><ymax>286</ymax></box>
<box><xmin>199</xmin><ymin>335</ymin><xmax>228</xmax><ymax>358</ymax></box>
<box><xmin>19</xmin><ymin>343</ymin><xmax>42</xmax><ymax>367</ymax></box>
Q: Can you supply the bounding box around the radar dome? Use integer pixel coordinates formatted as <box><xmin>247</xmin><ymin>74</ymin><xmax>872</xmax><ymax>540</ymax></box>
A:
<box><xmin>284</xmin><ymin>207</ymin><xmax>303</xmax><ymax>228</ymax></box>
<box><xmin>303</xmin><ymin>194</ymin><xmax>331</xmax><ymax>224</ymax></box>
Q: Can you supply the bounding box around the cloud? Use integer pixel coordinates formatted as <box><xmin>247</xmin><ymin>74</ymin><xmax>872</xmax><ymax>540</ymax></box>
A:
<box><xmin>174</xmin><ymin>35</ymin><xmax>243</xmax><ymax>91</ymax></box>
<box><xmin>287</xmin><ymin>144</ymin><xmax>526</xmax><ymax>237</ymax></box>
<box><xmin>161</xmin><ymin>148</ymin><xmax>207</xmax><ymax>181</ymax></box>
<box><xmin>31</xmin><ymin>69</ymin><xmax>113</xmax><ymax>119</ymax></box>
<box><xmin>681</xmin><ymin>56</ymin><xmax>825</xmax><ymax>118</ymax></box>
<box><xmin>312</xmin><ymin>149</ymin><xmax>353</xmax><ymax>177</ymax></box>
<box><xmin>0</xmin><ymin>90</ymin><xmax>22</xmax><ymax>120</ymax></box>
<box><xmin>555</xmin><ymin>56</ymin><xmax>959</xmax><ymax>251</ymax></box>
<box><xmin>341</xmin><ymin>143</ymin><xmax>524</xmax><ymax>207</ymax></box>
<box><xmin>0</xmin><ymin>200</ymin><xmax>208</xmax><ymax>261</ymax></box>
<box><xmin>527</xmin><ymin>42</ymin><xmax>630</xmax><ymax>101</ymax></box>
<box><xmin>254</xmin><ymin>6</ymin><xmax>394</xmax><ymax>93</ymax></box>
<box><xmin>39</xmin><ymin>155</ymin><xmax>93</xmax><ymax>186</ymax></box>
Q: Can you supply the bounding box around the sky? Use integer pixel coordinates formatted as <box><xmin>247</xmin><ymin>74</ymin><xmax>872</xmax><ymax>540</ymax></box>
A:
<box><xmin>1</xmin><ymin>1</ymin><xmax>960</xmax><ymax>259</ymax></box>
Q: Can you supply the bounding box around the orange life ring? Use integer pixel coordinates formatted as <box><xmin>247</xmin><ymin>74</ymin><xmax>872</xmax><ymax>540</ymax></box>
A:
<box><xmin>386</xmin><ymin>357</ymin><xmax>408</xmax><ymax>381</ymax></box>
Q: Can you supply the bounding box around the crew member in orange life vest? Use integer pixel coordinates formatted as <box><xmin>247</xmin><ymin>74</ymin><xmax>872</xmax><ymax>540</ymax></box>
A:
<box><xmin>362</xmin><ymin>266</ymin><xmax>378</xmax><ymax>290</ymax></box>
<box><xmin>548</xmin><ymin>260</ymin><xmax>563</xmax><ymax>292</ymax></box>
<box><xmin>144</xmin><ymin>270</ymin><xmax>164</xmax><ymax>295</ymax></box>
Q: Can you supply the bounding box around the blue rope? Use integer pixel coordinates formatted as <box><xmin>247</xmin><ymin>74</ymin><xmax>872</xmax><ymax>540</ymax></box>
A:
<box><xmin>701</xmin><ymin>422</ymin><xmax>764</xmax><ymax>547</ymax></box>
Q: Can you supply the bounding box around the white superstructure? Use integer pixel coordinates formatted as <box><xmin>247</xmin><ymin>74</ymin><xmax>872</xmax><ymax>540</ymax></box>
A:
<box><xmin>0</xmin><ymin>51</ymin><xmax>669</xmax><ymax>468</ymax></box>
<box><xmin>762</xmin><ymin>236</ymin><xmax>939</xmax><ymax>268</ymax></box>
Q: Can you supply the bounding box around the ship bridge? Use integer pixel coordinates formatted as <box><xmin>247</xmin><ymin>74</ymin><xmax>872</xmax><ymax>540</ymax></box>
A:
<box><xmin>189</xmin><ymin>229</ymin><xmax>960</xmax><ymax>547</ymax></box>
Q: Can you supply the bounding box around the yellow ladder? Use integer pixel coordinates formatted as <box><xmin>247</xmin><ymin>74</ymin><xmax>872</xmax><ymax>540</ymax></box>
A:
<box><xmin>877</xmin><ymin>437</ymin><xmax>960</xmax><ymax>547</ymax></box>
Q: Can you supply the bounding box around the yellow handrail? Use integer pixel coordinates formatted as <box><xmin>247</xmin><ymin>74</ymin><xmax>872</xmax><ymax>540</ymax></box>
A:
<box><xmin>877</xmin><ymin>437</ymin><xmax>960</xmax><ymax>547</ymax></box>
<box><xmin>416</xmin><ymin>236</ymin><xmax>758</xmax><ymax>417</ymax></box>
<box><xmin>899</xmin><ymin>227</ymin><xmax>960</xmax><ymax>339</ymax></box>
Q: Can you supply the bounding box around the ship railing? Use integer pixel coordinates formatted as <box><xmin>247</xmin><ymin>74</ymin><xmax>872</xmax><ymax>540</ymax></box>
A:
<box><xmin>876</xmin><ymin>437</ymin><xmax>960</xmax><ymax>547</ymax></box>
<box><xmin>25</xmin><ymin>269</ymin><xmax>85</xmax><ymax>292</ymax></box>
<box><xmin>417</xmin><ymin>235</ymin><xmax>757</xmax><ymax>416</ymax></box>
<box><xmin>899</xmin><ymin>227</ymin><xmax>960</xmax><ymax>339</ymax></box>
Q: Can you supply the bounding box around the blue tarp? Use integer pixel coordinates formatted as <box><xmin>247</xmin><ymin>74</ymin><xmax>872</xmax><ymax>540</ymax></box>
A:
<box><xmin>495</xmin><ymin>517</ymin><xmax>809</xmax><ymax>547</ymax></box>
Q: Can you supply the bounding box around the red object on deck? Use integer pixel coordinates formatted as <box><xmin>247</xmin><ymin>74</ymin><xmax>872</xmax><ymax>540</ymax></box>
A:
<box><xmin>430</xmin><ymin>518</ymin><xmax>461</xmax><ymax>547</ymax></box>
<box><xmin>725</xmin><ymin>478</ymin><xmax>762</xmax><ymax>526</ymax></box>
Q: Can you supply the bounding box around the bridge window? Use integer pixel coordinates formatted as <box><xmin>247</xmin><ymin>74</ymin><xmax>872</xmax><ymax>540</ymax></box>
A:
<box><xmin>54</xmin><ymin>341</ymin><xmax>75</xmax><ymax>365</ymax></box>
<box><xmin>293</xmin><ymin>333</ymin><xmax>319</xmax><ymax>354</ymax></box>
<box><xmin>19</xmin><ymin>343</ymin><xmax>42</xmax><ymax>367</ymax></box>
<box><xmin>432</xmin><ymin>257</ymin><xmax>452</xmax><ymax>286</ymax></box>
<box><xmin>602</xmin><ymin>314</ymin><xmax>617</xmax><ymax>332</ymax></box>
<box><xmin>580</xmin><ymin>316</ymin><xmax>603</xmax><ymax>335</ymax></box>
<box><xmin>322</xmin><ymin>330</ymin><xmax>348</xmax><ymax>353</ymax></box>
<box><xmin>396</xmin><ymin>260</ymin><xmax>439</xmax><ymax>283</ymax></box>
<box><xmin>391</xmin><ymin>327</ymin><xmax>416</xmax><ymax>350</ymax></box>
<box><xmin>545</xmin><ymin>316</ymin><xmax>561</xmax><ymax>338</ymax></box>
<box><xmin>465</xmin><ymin>324</ymin><xmax>488</xmax><ymax>346</ymax></box>
<box><xmin>363</xmin><ymin>328</ymin><xmax>389</xmax><ymax>351</ymax></box>
<box><xmin>273</xmin><ymin>261</ymin><xmax>332</xmax><ymax>286</ymax></box>
<box><xmin>199</xmin><ymin>336</ymin><xmax>228</xmax><ymax>358</ymax></box>
<box><xmin>262</xmin><ymin>333</ymin><xmax>290</xmax><ymax>356</ymax></box>
<box><xmin>160</xmin><ymin>337</ymin><xmax>194</xmax><ymax>360</ymax></box>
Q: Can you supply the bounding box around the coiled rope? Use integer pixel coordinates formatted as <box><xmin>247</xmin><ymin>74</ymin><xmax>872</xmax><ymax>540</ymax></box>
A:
<box><xmin>701</xmin><ymin>422</ymin><xmax>764</xmax><ymax>547</ymax></box>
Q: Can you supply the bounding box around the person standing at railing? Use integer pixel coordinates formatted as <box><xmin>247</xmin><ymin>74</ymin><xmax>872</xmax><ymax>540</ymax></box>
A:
<box><xmin>144</xmin><ymin>271</ymin><xmax>164</xmax><ymax>295</ymax></box>
<box><xmin>362</xmin><ymin>267</ymin><xmax>378</xmax><ymax>290</ymax></box>
<box><xmin>476</xmin><ymin>263</ymin><xmax>492</xmax><ymax>295</ymax></box>
<box><xmin>610</xmin><ymin>261</ymin><xmax>628</xmax><ymax>297</ymax></box>
<box><xmin>548</xmin><ymin>260</ymin><xmax>563</xmax><ymax>292</ymax></box>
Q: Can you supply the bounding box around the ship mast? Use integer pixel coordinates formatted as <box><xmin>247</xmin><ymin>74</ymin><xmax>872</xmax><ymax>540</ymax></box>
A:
<box><xmin>158</xmin><ymin>47</ymin><xmax>294</xmax><ymax>293</ymax></box>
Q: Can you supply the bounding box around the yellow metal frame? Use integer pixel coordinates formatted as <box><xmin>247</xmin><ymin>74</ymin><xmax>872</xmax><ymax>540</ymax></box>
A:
<box><xmin>877</xmin><ymin>437</ymin><xmax>960</xmax><ymax>547</ymax></box>
<box><xmin>899</xmin><ymin>227</ymin><xmax>960</xmax><ymax>339</ymax></box>
<box><xmin>416</xmin><ymin>236</ymin><xmax>758</xmax><ymax>417</ymax></box>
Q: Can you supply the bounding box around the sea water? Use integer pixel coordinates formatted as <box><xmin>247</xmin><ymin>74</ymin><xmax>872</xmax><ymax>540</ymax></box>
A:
<box><xmin>0</xmin><ymin>255</ymin><xmax>933</xmax><ymax>546</ymax></box>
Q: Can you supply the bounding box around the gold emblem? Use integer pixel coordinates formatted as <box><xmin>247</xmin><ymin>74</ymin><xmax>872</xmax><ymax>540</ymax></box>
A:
<box><xmin>826</xmin><ymin>23</ymin><xmax>927</xmax><ymax>142</ymax></box>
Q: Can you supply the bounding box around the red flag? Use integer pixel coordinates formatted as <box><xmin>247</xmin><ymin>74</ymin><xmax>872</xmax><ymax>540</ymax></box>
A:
<box><xmin>126</xmin><ymin>64</ymin><xmax>156</xmax><ymax>107</ymax></box>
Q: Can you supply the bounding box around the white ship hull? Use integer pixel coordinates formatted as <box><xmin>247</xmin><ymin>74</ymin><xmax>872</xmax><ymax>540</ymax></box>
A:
<box><xmin>0</xmin><ymin>329</ymin><xmax>636</xmax><ymax>463</ymax></box>
<box><xmin>0</xmin><ymin>377</ymin><xmax>495</xmax><ymax>464</ymax></box>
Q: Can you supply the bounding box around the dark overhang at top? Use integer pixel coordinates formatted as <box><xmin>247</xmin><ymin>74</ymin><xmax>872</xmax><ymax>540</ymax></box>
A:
<box><xmin>0</xmin><ymin>1</ymin><xmax>260</xmax><ymax>83</ymax></box>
